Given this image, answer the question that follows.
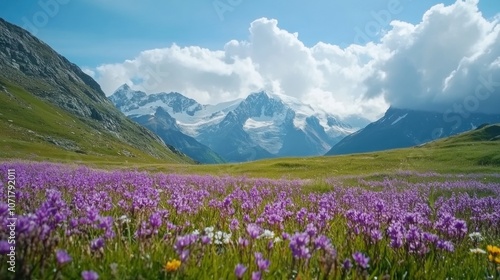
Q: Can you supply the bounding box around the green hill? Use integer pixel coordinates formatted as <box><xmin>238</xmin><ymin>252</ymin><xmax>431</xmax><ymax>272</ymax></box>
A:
<box><xmin>0</xmin><ymin>80</ymin><xmax>192</xmax><ymax>165</ymax></box>
<box><xmin>0</xmin><ymin>18</ymin><xmax>193</xmax><ymax>165</ymax></box>
<box><xmin>151</xmin><ymin>123</ymin><xmax>500</xmax><ymax>178</ymax></box>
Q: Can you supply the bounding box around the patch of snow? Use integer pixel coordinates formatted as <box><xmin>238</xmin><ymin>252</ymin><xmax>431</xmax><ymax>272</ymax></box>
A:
<box><xmin>268</xmin><ymin>92</ymin><xmax>316</xmax><ymax>116</ymax></box>
<box><xmin>243</xmin><ymin>118</ymin><xmax>275</xmax><ymax>130</ymax></box>
<box><xmin>391</xmin><ymin>113</ymin><xmax>408</xmax><ymax>125</ymax></box>
<box><xmin>242</xmin><ymin>116</ymin><xmax>285</xmax><ymax>154</ymax></box>
<box><xmin>127</xmin><ymin>100</ymin><xmax>168</xmax><ymax>116</ymax></box>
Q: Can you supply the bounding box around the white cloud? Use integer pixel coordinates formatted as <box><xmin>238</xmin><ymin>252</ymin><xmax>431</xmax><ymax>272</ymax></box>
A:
<box><xmin>81</xmin><ymin>67</ymin><xmax>95</xmax><ymax>78</ymax></box>
<box><xmin>94</xmin><ymin>0</ymin><xmax>500</xmax><ymax>120</ymax></box>
<box><xmin>365</xmin><ymin>0</ymin><xmax>500</xmax><ymax>114</ymax></box>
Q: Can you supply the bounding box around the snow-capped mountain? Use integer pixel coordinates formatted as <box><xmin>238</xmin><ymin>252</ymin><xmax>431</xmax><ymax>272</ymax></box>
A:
<box><xmin>109</xmin><ymin>84</ymin><xmax>226</xmax><ymax>164</ymax></box>
<box><xmin>110</xmin><ymin>85</ymin><xmax>363</xmax><ymax>162</ymax></box>
<box><xmin>109</xmin><ymin>84</ymin><xmax>242</xmax><ymax>137</ymax></box>
<box><xmin>196</xmin><ymin>91</ymin><xmax>358</xmax><ymax>161</ymax></box>
<box><xmin>326</xmin><ymin>107</ymin><xmax>500</xmax><ymax>156</ymax></box>
<box><xmin>129</xmin><ymin>107</ymin><xmax>226</xmax><ymax>164</ymax></box>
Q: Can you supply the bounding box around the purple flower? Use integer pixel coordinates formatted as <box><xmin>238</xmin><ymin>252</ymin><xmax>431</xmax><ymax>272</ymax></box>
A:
<box><xmin>282</xmin><ymin>232</ymin><xmax>290</xmax><ymax>241</ymax></box>
<box><xmin>369</xmin><ymin>229</ymin><xmax>383</xmax><ymax>242</ymax></box>
<box><xmin>0</xmin><ymin>203</ymin><xmax>9</xmax><ymax>218</ymax></box>
<box><xmin>251</xmin><ymin>271</ymin><xmax>262</xmax><ymax>280</ymax></box>
<box><xmin>352</xmin><ymin>252</ymin><xmax>369</xmax><ymax>269</ymax></box>
<box><xmin>247</xmin><ymin>223</ymin><xmax>261</xmax><ymax>239</ymax></box>
<box><xmin>90</xmin><ymin>237</ymin><xmax>105</xmax><ymax>251</ymax></box>
<box><xmin>230</xmin><ymin>218</ymin><xmax>240</xmax><ymax>231</ymax></box>
<box><xmin>235</xmin><ymin>264</ymin><xmax>247</xmax><ymax>279</ymax></box>
<box><xmin>305</xmin><ymin>223</ymin><xmax>317</xmax><ymax>237</ymax></box>
<box><xmin>56</xmin><ymin>249</ymin><xmax>72</xmax><ymax>265</ymax></box>
<box><xmin>81</xmin><ymin>270</ymin><xmax>99</xmax><ymax>280</ymax></box>
<box><xmin>423</xmin><ymin>232</ymin><xmax>438</xmax><ymax>243</ymax></box>
<box><xmin>180</xmin><ymin>249</ymin><xmax>190</xmax><ymax>262</ymax></box>
<box><xmin>313</xmin><ymin>235</ymin><xmax>336</xmax><ymax>257</ymax></box>
<box><xmin>255</xmin><ymin>252</ymin><xmax>270</xmax><ymax>271</ymax></box>
<box><xmin>0</xmin><ymin>240</ymin><xmax>10</xmax><ymax>255</ymax></box>
<box><xmin>453</xmin><ymin>220</ymin><xmax>467</xmax><ymax>237</ymax></box>
<box><xmin>149</xmin><ymin>212</ymin><xmax>162</xmax><ymax>228</ymax></box>
<box><xmin>267</xmin><ymin>240</ymin><xmax>274</xmax><ymax>250</ymax></box>
<box><xmin>174</xmin><ymin>234</ymin><xmax>198</xmax><ymax>255</ymax></box>
<box><xmin>437</xmin><ymin>240</ymin><xmax>455</xmax><ymax>252</ymax></box>
<box><xmin>289</xmin><ymin>232</ymin><xmax>311</xmax><ymax>259</ymax></box>
<box><xmin>342</xmin><ymin>258</ymin><xmax>352</xmax><ymax>271</ymax></box>
<box><xmin>201</xmin><ymin>235</ymin><xmax>211</xmax><ymax>245</ymax></box>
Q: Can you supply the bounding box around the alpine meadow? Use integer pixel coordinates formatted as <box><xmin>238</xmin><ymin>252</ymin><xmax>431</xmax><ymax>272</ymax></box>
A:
<box><xmin>1</xmin><ymin>1</ymin><xmax>500</xmax><ymax>279</ymax></box>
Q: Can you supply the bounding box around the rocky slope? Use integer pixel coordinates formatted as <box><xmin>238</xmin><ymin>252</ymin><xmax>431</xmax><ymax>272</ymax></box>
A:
<box><xmin>0</xmin><ymin>18</ymin><xmax>192</xmax><ymax>163</ymax></box>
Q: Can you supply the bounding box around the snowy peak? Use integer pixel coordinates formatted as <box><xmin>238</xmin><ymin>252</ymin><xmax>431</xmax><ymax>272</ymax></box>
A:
<box><xmin>149</xmin><ymin>91</ymin><xmax>202</xmax><ymax>116</ymax></box>
<box><xmin>108</xmin><ymin>86</ymin><xmax>203</xmax><ymax>117</ymax></box>
<box><xmin>205</xmin><ymin>90</ymin><xmax>356</xmax><ymax>158</ymax></box>
<box><xmin>109</xmin><ymin>84</ymin><xmax>147</xmax><ymax>111</ymax></box>
<box><xmin>109</xmin><ymin>85</ymin><xmax>366</xmax><ymax>162</ymax></box>
<box><xmin>233</xmin><ymin>91</ymin><xmax>290</xmax><ymax>124</ymax></box>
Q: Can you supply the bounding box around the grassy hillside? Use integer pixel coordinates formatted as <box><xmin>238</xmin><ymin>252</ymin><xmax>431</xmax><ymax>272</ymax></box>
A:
<box><xmin>0</xmin><ymin>80</ymin><xmax>193</xmax><ymax>165</ymax></box>
<box><xmin>0</xmin><ymin>18</ymin><xmax>194</xmax><ymax>165</ymax></box>
<box><xmin>131</xmin><ymin>123</ymin><xmax>500</xmax><ymax>178</ymax></box>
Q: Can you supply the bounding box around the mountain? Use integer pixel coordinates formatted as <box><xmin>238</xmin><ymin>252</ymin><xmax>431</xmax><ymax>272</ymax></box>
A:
<box><xmin>197</xmin><ymin>91</ymin><xmax>355</xmax><ymax>162</ymax></box>
<box><xmin>111</xmin><ymin>86</ymin><xmax>360</xmax><ymax>162</ymax></box>
<box><xmin>109</xmin><ymin>84</ymin><xmax>226</xmax><ymax>164</ymax></box>
<box><xmin>0</xmin><ymin>18</ymin><xmax>193</xmax><ymax>163</ymax></box>
<box><xmin>128</xmin><ymin>107</ymin><xmax>226</xmax><ymax>164</ymax></box>
<box><xmin>326</xmin><ymin>107</ymin><xmax>500</xmax><ymax>156</ymax></box>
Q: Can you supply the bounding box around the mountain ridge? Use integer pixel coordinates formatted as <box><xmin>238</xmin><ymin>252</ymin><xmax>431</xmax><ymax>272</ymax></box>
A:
<box><xmin>110</xmin><ymin>85</ymin><xmax>365</xmax><ymax>162</ymax></box>
<box><xmin>326</xmin><ymin>106</ymin><xmax>500</xmax><ymax>156</ymax></box>
<box><xmin>0</xmin><ymin>18</ymin><xmax>193</xmax><ymax>163</ymax></box>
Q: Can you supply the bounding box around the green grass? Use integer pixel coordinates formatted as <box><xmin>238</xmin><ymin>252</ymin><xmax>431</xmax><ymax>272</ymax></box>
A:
<box><xmin>0</xmin><ymin>80</ymin><xmax>192</xmax><ymax>165</ymax></box>
<box><xmin>139</xmin><ymin>142</ymin><xmax>500</xmax><ymax>179</ymax></box>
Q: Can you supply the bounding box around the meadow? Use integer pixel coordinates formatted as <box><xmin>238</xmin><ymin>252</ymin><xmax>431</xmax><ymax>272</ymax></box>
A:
<box><xmin>0</xmin><ymin>162</ymin><xmax>499</xmax><ymax>279</ymax></box>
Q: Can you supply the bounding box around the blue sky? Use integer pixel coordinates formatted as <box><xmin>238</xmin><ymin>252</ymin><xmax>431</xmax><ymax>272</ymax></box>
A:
<box><xmin>0</xmin><ymin>1</ymin><xmax>499</xmax><ymax>119</ymax></box>
<box><xmin>0</xmin><ymin>0</ymin><xmax>497</xmax><ymax>67</ymax></box>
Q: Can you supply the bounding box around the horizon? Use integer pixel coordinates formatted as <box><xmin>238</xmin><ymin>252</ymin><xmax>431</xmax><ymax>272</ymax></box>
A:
<box><xmin>1</xmin><ymin>0</ymin><xmax>499</xmax><ymax>120</ymax></box>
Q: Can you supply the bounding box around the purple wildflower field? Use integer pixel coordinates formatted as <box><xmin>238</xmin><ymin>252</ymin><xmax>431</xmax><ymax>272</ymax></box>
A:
<box><xmin>0</xmin><ymin>162</ymin><xmax>499</xmax><ymax>279</ymax></box>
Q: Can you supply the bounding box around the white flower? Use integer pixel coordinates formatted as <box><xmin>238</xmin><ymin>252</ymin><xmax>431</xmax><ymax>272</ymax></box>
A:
<box><xmin>259</xmin><ymin>229</ymin><xmax>275</xmax><ymax>239</ymax></box>
<box><xmin>273</xmin><ymin>237</ymin><xmax>282</xmax><ymax>243</ymax></box>
<box><xmin>192</xmin><ymin>229</ymin><xmax>200</xmax><ymax>235</ymax></box>
<box><xmin>118</xmin><ymin>215</ymin><xmax>131</xmax><ymax>224</ymax></box>
<box><xmin>469</xmin><ymin>232</ymin><xmax>483</xmax><ymax>241</ymax></box>
<box><xmin>204</xmin><ymin>227</ymin><xmax>214</xmax><ymax>234</ymax></box>
<box><xmin>213</xmin><ymin>231</ymin><xmax>232</xmax><ymax>245</ymax></box>
<box><xmin>213</xmin><ymin>231</ymin><xmax>222</xmax><ymax>244</ymax></box>
<box><xmin>470</xmin><ymin>248</ymin><xmax>486</xmax><ymax>254</ymax></box>
<box><xmin>222</xmin><ymin>232</ymin><xmax>232</xmax><ymax>244</ymax></box>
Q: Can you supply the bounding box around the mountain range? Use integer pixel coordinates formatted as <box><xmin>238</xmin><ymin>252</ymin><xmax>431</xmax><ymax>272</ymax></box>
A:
<box><xmin>2</xmin><ymin>16</ymin><xmax>498</xmax><ymax>165</ymax></box>
<box><xmin>326</xmin><ymin>107</ymin><xmax>500</xmax><ymax>156</ymax></box>
<box><xmin>110</xmin><ymin>85</ymin><xmax>365</xmax><ymax>162</ymax></box>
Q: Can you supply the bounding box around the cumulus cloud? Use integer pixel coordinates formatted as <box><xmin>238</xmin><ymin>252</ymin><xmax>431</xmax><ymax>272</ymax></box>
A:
<box><xmin>366</xmin><ymin>0</ymin><xmax>500</xmax><ymax>114</ymax></box>
<box><xmin>81</xmin><ymin>67</ymin><xmax>96</xmax><ymax>79</ymax></box>
<box><xmin>94</xmin><ymin>0</ymin><xmax>500</xmax><ymax>120</ymax></box>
